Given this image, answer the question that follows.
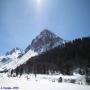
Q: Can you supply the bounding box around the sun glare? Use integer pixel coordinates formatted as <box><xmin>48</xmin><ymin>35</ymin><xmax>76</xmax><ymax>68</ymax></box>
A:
<box><xmin>37</xmin><ymin>0</ymin><xmax>41</xmax><ymax>5</ymax></box>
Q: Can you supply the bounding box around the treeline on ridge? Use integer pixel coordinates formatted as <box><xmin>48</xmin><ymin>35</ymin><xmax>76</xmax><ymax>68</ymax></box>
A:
<box><xmin>11</xmin><ymin>37</ymin><xmax>90</xmax><ymax>76</ymax></box>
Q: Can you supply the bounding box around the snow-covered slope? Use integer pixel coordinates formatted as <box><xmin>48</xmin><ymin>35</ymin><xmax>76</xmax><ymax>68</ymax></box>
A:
<box><xmin>13</xmin><ymin>50</ymin><xmax>38</xmax><ymax>69</ymax></box>
<box><xmin>0</xmin><ymin>50</ymin><xmax>38</xmax><ymax>71</ymax></box>
<box><xmin>0</xmin><ymin>48</ymin><xmax>23</xmax><ymax>68</ymax></box>
<box><xmin>0</xmin><ymin>29</ymin><xmax>65</xmax><ymax>71</ymax></box>
<box><xmin>25</xmin><ymin>29</ymin><xmax>65</xmax><ymax>53</ymax></box>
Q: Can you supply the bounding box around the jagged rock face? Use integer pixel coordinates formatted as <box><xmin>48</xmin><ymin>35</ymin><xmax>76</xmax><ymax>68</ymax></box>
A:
<box><xmin>5</xmin><ymin>47</ymin><xmax>23</xmax><ymax>56</ymax></box>
<box><xmin>0</xmin><ymin>48</ymin><xmax>23</xmax><ymax>62</ymax></box>
<box><xmin>0</xmin><ymin>47</ymin><xmax>24</xmax><ymax>68</ymax></box>
<box><xmin>25</xmin><ymin>29</ymin><xmax>65</xmax><ymax>53</ymax></box>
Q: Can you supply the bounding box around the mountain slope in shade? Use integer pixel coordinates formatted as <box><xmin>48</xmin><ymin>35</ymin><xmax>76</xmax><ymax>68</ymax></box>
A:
<box><xmin>25</xmin><ymin>29</ymin><xmax>65</xmax><ymax>53</ymax></box>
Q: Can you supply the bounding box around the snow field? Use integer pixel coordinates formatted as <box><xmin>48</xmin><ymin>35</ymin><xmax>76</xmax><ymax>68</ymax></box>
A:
<box><xmin>0</xmin><ymin>73</ymin><xmax>90</xmax><ymax>90</ymax></box>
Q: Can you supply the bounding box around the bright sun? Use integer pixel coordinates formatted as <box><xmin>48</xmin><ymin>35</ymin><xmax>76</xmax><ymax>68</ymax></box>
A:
<box><xmin>37</xmin><ymin>0</ymin><xmax>41</xmax><ymax>5</ymax></box>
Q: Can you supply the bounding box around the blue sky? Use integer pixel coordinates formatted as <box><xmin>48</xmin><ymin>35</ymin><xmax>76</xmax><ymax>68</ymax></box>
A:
<box><xmin>0</xmin><ymin>0</ymin><xmax>90</xmax><ymax>54</ymax></box>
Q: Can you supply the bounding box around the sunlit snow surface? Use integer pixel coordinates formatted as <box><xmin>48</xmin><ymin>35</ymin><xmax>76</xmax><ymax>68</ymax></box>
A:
<box><xmin>0</xmin><ymin>50</ymin><xmax>38</xmax><ymax>71</ymax></box>
<box><xmin>0</xmin><ymin>74</ymin><xmax>90</xmax><ymax>90</ymax></box>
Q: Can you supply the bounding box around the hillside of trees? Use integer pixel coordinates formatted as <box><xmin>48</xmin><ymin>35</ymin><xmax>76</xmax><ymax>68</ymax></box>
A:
<box><xmin>12</xmin><ymin>37</ymin><xmax>90</xmax><ymax>76</ymax></box>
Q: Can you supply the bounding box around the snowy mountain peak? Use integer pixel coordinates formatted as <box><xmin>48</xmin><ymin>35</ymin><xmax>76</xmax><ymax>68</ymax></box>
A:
<box><xmin>0</xmin><ymin>47</ymin><xmax>24</xmax><ymax>68</ymax></box>
<box><xmin>40</xmin><ymin>29</ymin><xmax>54</xmax><ymax>36</ymax></box>
<box><xmin>25</xmin><ymin>29</ymin><xmax>65</xmax><ymax>53</ymax></box>
<box><xmin>6</xmin><ymin>47</ymin><xmax>23</xmax><ymax>56</ymax></box>
<box><xmin>0</xmin><ymin>29</ymin><xmax>65</xmax><ymax>71</ymax></box>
